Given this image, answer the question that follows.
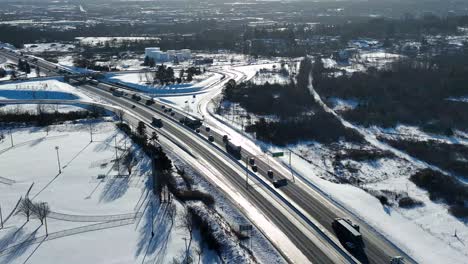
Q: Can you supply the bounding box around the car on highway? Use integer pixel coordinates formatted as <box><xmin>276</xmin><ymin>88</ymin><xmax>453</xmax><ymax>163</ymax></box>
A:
<box><xmin>252</xmin><ymin>165</ymin><xmax>258</xmax><ymax>172</ymax></box>
<box><xmin>267</xmin><ymin>170</ymin><xmax>274</xmax><ymax>179</ymax></box>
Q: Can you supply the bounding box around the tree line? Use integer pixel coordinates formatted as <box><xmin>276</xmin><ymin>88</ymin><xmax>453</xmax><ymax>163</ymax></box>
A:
<box><xmin>313</xmin><ymin>52</ymin><xmax>468</xmax><ymax>135</ymax></box>
<box><xmin>221</xmin><ymin>57</ymin><xmax>363</xmax><ymax>145</ymax></box>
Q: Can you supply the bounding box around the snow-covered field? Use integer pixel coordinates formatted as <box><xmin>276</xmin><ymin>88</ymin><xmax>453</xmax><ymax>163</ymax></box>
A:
<box><xmin>326</xmin><ymin>97</ymin><xmax>359</xmax><ymax>112</ymax></box>
<box><xmin>106</xmin><ymin>71</ymin><xmax>222</xmax><ymax>95</ymax></box>
<box><xmin>0</xmin><ymin>121</ymin><xmax>218</xmax><ymax>264</ymax></box>
<box><xmin>76</xmin><ymin>37</ymin><xmax>160</xmax><ymax>47</ymax></box>
<box><xmin>0</xmin><ymin>79</ymin><xmax>92</xmax><ymax>101</ymax></box>
<box><xmin>323</xmin><ymin>50</ymin><xmax>403</xmax><ymax>73</ymax></box>
<box><xmin>22</xmin><ymin>43</ymin><xmax>75</xmax><ymax>54</ymax></box>
<box><xmin>0</xmin><ymin>104</ymin><xmax>89</xmax><ymax>114</ymax></box>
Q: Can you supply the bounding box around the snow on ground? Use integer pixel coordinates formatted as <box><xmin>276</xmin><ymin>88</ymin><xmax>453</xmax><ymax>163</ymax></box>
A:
<box><xmin>326</xmin><ymin>97</ymin><xmax>359</xmax><ymax>112</ymax></box>
<box><xmin>22</xmin><ymin>43</ymin><xmax>75</xmax><ymax>54</ymax></box>
<box><xmin>251</xmin><ymin>72</ymin><xmax>290</xmax><ymax>85</ymax></box>
<box><xmin>94</xmin><ymin>58</ymin><xmax>146</xmax><ymax>71</ymax></box>
<box><xmin>0</xmin><ymin>59</ymin><xmax>16</xmax><ymax>81</ymax></box>
<box><xmin>368</xmin><ymin>124</ymin><xmax>468</xmax><ymax>146</ymax></box>
<box><xmin>233</xmin><ymin>63</ymin><xmax>283</xmax><ymax>81</ymax></box>
<box><xmin>447</xmin><ymin>96</ymin><xmax>468</xmax><ymax>103</ymax></box>
<box><xmin>0</xmin><ymin>79</ymin><xmax>92</xmax><ymax>101</ymax></box>
<box><xmin>165</xmin><ymin>149</ymin><xmax>286</xmax><ymax>264</ymax></box>
<box><xmin>57</xmin><ymin>56</ymin><xmax>74</xmax><ymax>67</ymax></box>
<box><xmin>156</xmin><ymin>94</ymin><xmax>201</xmax><ymax>115</ymax></box>
<box><xmin>359</xmin><ymin>51</ymin><xmax>401</xmax><ymax>65</ymax></box>
<box><xmin>202</xmin><ymin>67</ymin><xmax>468</xmax><ymax>263</ymax></box>
<box><xmin>323</xmin><ymin>50</ymin><xmax>402</xmax><ymax>73</ymax></box>
<box><xmin>106</xmin><ymin>71</ymin><xmax>222</xmax><ymax>95</ymax></box>
<box><xmin>322</xmin><ymin>58</ymin><xmax>338</xmax><ymax>69</ymax></box>
<box><xmin>276</xmin><ymin>150</ymin><xmax>468</xmax><ymax>264</ymax></box>
<box><xmin>0</xmin><ymin>104</ymin><xmax>89</xmax><ymax>114</ymax></box>
<box><xmin>0</xmin><ymin>121</ymin><xmax>218</xmax><ymax>264</ymax></box>
<box><xmin>76</xmin><ymin>37</ymin><xmax>160</xmax><ymax>47</ymax></box>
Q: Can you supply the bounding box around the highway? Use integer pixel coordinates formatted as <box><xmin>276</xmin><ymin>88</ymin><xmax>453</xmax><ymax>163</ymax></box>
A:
<box><xmin>0</xmin><ymin>48</ymin><xmax>416</xmax><ymax>264</ymax></box>
<box><xmin>79</xmin><ymin>83</ymin><xmax>351</xmax><ymax>263</ymax></box>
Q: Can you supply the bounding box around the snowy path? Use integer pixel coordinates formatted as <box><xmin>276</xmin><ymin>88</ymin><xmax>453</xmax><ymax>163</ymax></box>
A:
<box><xmin>0</xmin><ymin>176</ymin><xmax>15</xmax><ymax>185</ymax></box>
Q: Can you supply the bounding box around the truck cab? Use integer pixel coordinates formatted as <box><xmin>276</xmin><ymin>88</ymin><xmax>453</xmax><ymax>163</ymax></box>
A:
<box><xmin>390</xmin><ymin>256</ymin><xmax>404</xmax><ymax>264</ymax></box>
<box><xmin>332</xmin><ymin>218</ymin><xmax>363</xmax><ymax>250</ymax></box>
<box><xmin>152</xmin><ymin>117</ymin><xmax>163</xmax><ymax>128</ymax></box>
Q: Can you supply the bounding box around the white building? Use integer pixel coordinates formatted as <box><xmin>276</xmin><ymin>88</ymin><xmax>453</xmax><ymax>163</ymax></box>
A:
<box><xmin>145</xmin><ymin>47</ymin><xmax>191</xmax><ymax>63</ymax></box>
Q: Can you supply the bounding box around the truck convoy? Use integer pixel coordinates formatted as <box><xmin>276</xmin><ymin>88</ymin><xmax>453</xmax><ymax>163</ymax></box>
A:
<box><xmin>332</xmin><ymin>218</ymin><xmax>363</xmax><ymax>250</ymax></box>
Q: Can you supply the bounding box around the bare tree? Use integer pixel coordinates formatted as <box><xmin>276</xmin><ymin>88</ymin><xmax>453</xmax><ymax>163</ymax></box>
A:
<box><xmin>122</xmin><ymin>150</ymin><xmax>136</xmax><ymax>175</ymax></box>
<box><xmin>35</xmin><ymin>202</ymin><xmax>50</xmax><ymax>236</ymax></box>
<box><xmin>33</xmin><ymin>202</ymin><xmax>50</xmax><ymax>225</ymax></box>
<box><xmin>167</xmin><ymin>202</ymin><xmax>177</xmax><ymax>226</ymax></box>
<box><xmin>171</xmin><ymin>249</ymin><xmax>193</xmax><ymax>264</ymax></box>
<box><xmin>16</xmin><ymin>198</ymin><xmax>33</xmax><ymax>222</ymax></box>
<box><xmin>36</xmin><ymin>104</ymin><xmax>45</xmax><ymax>115</ymax></box>
<box><xmin>116</xmin><ymin>109</ymin><xmax>124</xmax><ymax>123</ymax></box>
<box><xmin>178</xmin><ymin>208</ymin><xmax>194</xmax><ymax>248</ymax></box>
<box><xmin>195</xmin><ymin>247</ymin><xmax>203</xmax><ymax>264</ymax></box>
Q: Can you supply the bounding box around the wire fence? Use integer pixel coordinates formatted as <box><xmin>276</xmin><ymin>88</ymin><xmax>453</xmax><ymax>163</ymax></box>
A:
<box><xmin>47</xmin><ymin>211</ymin><xmax>142</xmax><ymax>222</ymax></box>
<box><xmin>0</xmin><ymin>218</ymin><xmax>138</xmax><ymax>257</ymax></box>
<box><xmin>0</xmin><ymin>176</ymin><xmax>15</xmax><ymax>185</ymax></box>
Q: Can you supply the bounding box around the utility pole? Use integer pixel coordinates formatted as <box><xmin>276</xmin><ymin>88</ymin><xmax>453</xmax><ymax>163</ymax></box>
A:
<box><xmin>245</xmin><ymin>158</ymin><xmax>249</xmax><ymax>188</ymax></box>
<box><xmin>114</xmin><ymin>136</ymin><xmax>119</xmax><ymax>175</ymax></box>
<box><xmin>55</xmin><ymin>146</ymin><xmax>61</xmax><ymax>174</ymax></box>
<box><xmin>9</xmin><ymin>129</ymin><xmax>13</xmax><ymax>147</ymax></box>
<box><xmin>151</xmin><ymin>200</ymin><xmax>154</xmax><ymax>237</ymax></box>
<box><xmin>89</xmin><ymin>123</ymin><xmax>93</xmax><ymax>142</ymax></box>
<box><xmin>0</xmin><ymin>204</ymin><xmax>3</xmax><ymax>229</ymax></box>
<box><xmin>289</xmin><ymin>151</ymin><xmax>294</xmax><ymax>182</ymax></box>
<box><xmin>44</xmin><ymin>213</ymin><xmax>48</xmax><ymax>236</ymax></box>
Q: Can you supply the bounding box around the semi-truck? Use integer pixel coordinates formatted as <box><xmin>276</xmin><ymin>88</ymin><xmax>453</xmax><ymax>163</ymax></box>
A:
<box><xmin>332</xmin><ymin>218</ymin><xmax>363</xmax><ymax>250</ymax></box>
<box><xmin>225</xmin><ymin>141</ymin><xmax>242</xmax><ymax>160</ymax></box>
<box><xmin>180</xmin><ymin>116</ymin><xmax>203</xmax><ymax>130</ymax></box>
<box><xmin>112</xmin><ymin>89</ymin><xmax>124</xmax><ymax>97</ymax></box>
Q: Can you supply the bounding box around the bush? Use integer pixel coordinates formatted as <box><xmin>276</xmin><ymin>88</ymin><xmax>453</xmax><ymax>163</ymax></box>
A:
<box><xmin>410</xmin><ymin>169</ymin><xmax>467</xmax><ymax>217</ymax></box>
<box><xmin>398</xmin><ymin>196</ymin><xmax>424</xmax><ymax>208</ymax></box>
<box><xmin>246</xmin><ymin>111</ymin><xmax>363</xmax><ymax>145</ymax></box>
<box><xmin>189</xmin><ymin>207</ymin><xmax>223</xmax><ymax>252</ymax></box>
<box><xmin>335</xmin><ymin>148</ymin><xmax>393</xmax><ymax>162</ymax></box>
<box><xmin>448</xmin><ymin>205</ymin><xmax>468</xmax><ymax>218</ymax></box>
<box><xmin>377</xmin><ymin>195</ymin><xmax>389</xmax><ymax>206</ymax></box>
<box><xmin>177</xmin><ymin>190</ymin><xmax>215</xmax><ymax>207</ymax></box>
<box><xmin>0</xmin><ymin>110</ymin><xmax>100</xmax><ymax>126</ymax></box>
<box><xmin>384</xmin><ymin>139</ymin><xmax>468</xmax><ymax>178</ymax></box>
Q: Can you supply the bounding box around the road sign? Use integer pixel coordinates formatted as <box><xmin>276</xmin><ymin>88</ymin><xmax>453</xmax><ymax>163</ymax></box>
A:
<box><xmin>271</xmin><ymin>152</ymin><xmax>284</xmax><ymax>157</ymax></box>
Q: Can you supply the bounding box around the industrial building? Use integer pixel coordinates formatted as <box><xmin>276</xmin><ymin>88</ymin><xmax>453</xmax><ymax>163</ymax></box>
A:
<box><xmin>145</xmin><ymin>47</ymin><xmax>191</xmax><ymax>63</ymax></box>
